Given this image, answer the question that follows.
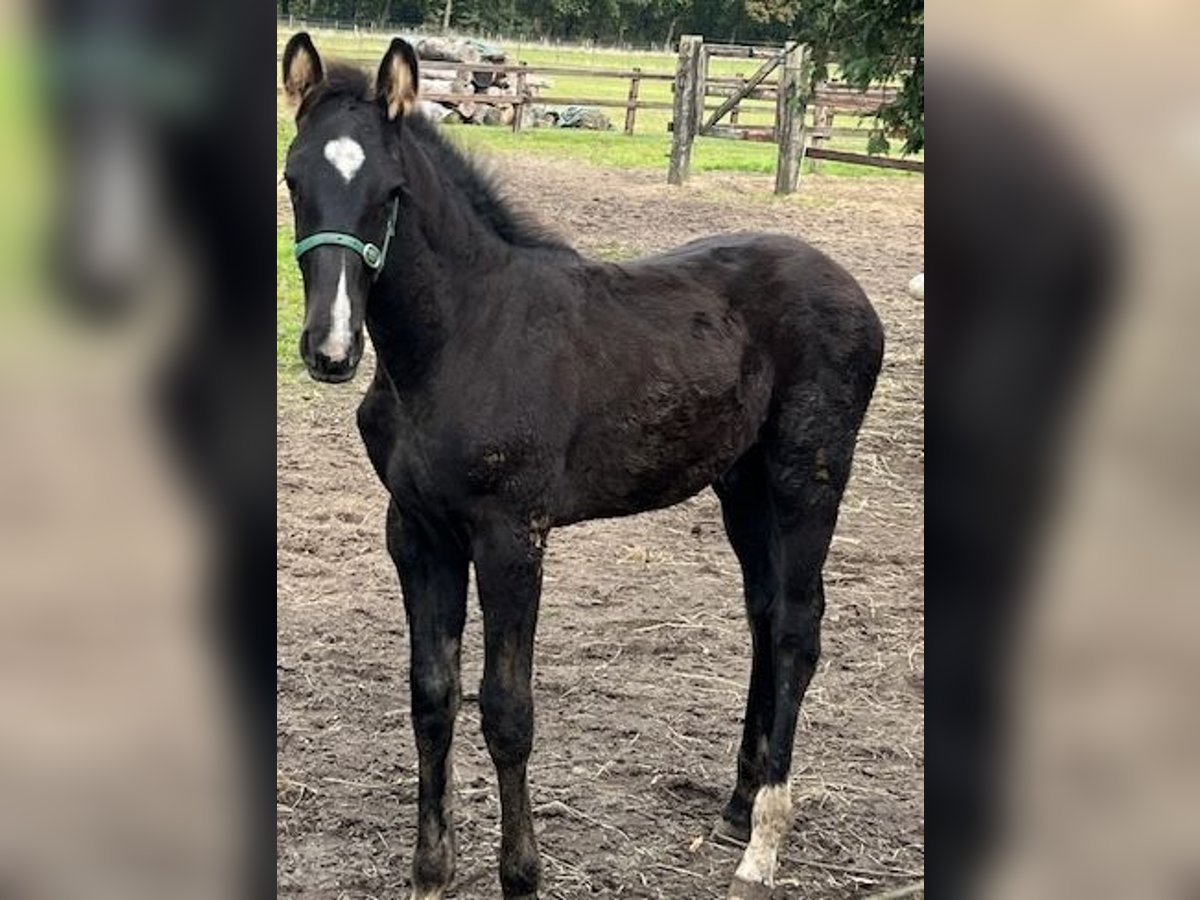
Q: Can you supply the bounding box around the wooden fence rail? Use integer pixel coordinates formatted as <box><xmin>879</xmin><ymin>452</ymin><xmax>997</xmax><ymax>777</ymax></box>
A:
<box><xmin>276</xmin><ymin>53</ymin><xmax>894</xmax><ymax>128</ymax></box>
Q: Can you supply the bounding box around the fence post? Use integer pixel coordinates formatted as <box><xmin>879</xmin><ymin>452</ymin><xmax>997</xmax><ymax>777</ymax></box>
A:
<box><xmin>774</xmin><ymin>42</ymin><xmax>811</xmax><ymax>195</ymax></box>
<box><xmin>625</xmin><ymin>67</ymin><xmax>641</xmax><ymax>135</ymax></box>
<box><xmin>668</xmin><ymin>34</ymin><xmax>703</xmax><ymax>186</ymax></box>
<box><xmin>512</xmin><ymin>62</ymin><xmax>528</xmax><ymax>133</ymax></box>
<box><xmin>731</xmin><ymin>73</ymin><xmax>744</xmax><ymax>125</ymax></box>
<box><xmin>809</xmin><ymin>102</ymin><xmax>830</xmax><ymax>172</ymax></box>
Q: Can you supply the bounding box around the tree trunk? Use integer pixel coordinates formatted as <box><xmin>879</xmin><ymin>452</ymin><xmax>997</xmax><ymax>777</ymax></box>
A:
<box><xmin>441</xmin><ymin>0</ymin><xmax>452</xmax><ymax>32</ymax></box>
<box><xmin>377</xmin><ymin>0</ymin><xmax>391</xmax><ymax>28</ymax></box>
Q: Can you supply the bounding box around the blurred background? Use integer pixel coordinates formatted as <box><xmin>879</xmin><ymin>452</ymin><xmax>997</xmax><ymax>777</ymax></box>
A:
<box><xmin>0</xmin><ymin>0</ymin><xmax>1197</xmax><ymax>897</ymax></box>
<box><xmin>928</xmin><ymin>2</ymin><xmax>1200</xmax><ymax>898</ymax></box>
<box><xmin>0</xmin><ymin>1</ymin><xmax>275</xmax><ymax>898</ymax></box>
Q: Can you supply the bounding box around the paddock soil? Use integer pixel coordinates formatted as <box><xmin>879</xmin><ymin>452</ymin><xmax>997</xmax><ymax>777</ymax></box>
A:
<box><xmin>277</xmin><ymin>157</ymin><xmax>924</xmax><ymax>899</ymax></box>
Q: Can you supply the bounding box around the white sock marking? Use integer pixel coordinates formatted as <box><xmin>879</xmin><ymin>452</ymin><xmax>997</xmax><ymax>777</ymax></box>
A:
<box><xmin>318</xmin><ymin>260</ymin><xmax>353</xmax><ymax>362</ymax></box>
<box><xmin>323</xmin><ymin>136</ymin><xmax>366</xmax><ymax>184</ymax></box>
<box><xmin>734</xmin><ymin>783</ymin><xmax>793</xmax><ymax>887</ymax></box>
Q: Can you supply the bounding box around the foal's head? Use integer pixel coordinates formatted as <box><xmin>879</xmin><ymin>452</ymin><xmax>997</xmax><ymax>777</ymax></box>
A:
<box><xmin>282</xmin><ymin>33</ymin><xmax>419</xmax><ymax>383</ymax></box>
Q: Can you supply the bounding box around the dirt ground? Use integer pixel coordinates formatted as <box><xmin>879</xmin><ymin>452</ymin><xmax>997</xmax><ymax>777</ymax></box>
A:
<box><xmin>277</xmin><ymin>156</ymin><xmax>924</xmax><ymax>899</ymax></box>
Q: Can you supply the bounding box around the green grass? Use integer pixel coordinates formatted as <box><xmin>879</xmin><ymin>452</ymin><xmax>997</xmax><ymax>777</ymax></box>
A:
<box><xmin>449</xmin><ymin>127</ymin><xmax>914</xmax><ymax>178</ymax></box>
<box><xmin>278</xmin><ymin>105</ymin><xmax>295</xmax><ymax>168</ymax></box>
<box><xmin>278</xmin><ymin>224</ymin><xmax>307</xmax><ymax>380</ymax></box>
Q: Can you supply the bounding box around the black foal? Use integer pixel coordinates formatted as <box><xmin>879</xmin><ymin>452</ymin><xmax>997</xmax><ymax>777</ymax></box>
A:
<box><xmin>283</xmin><ymin>33</ymin><xmax>883</xmax><ymax>899</ymax></box>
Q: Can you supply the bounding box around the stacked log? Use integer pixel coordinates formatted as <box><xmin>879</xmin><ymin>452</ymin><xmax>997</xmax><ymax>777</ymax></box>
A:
<box><xmin>411</xmin><ymin>38</ymin><xmax>609</xmax><ymax>130</ymax></box>
<box><xmin>414</xmin><ymin>37</ymin><xmax>547</xmax><ymax>125</ymax></box>
<box><xmin>416</xmin><ymin>37</ymin><xmax>505</xmax><ymax>64</ymax></box>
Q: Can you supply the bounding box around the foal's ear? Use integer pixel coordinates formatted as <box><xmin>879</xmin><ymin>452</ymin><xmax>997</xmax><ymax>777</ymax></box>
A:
<box><xmin>282</xmin><ymin>32</ymin><xmax>323</xmax><ymax>109</ymax></box>
<box><xmin>376</xmin><ymin>38</ymin><xmax>420</xmax><ymax>120</ymax></box>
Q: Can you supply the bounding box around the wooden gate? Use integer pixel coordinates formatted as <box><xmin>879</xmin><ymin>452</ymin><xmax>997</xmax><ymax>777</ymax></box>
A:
<box><xmin>668</xmin><ymin>36</ymin><xmax>923</xmax><ymax>193</ymax></box>
<box><xmin>668</xmin><ymin>37</ymin><xmax>811</xmax><ymax>195</ymax></box>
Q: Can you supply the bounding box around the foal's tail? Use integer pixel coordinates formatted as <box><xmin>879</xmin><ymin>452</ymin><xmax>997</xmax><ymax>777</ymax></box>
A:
<box><xmin>838</xmin><ymin>270</ymin><xmax>886</xmax><ymax>423</ymax></box>
<box><xmin>860</xmin><ymin>291</ymin><xmax>886</xmax><ymax>406</ymax></box>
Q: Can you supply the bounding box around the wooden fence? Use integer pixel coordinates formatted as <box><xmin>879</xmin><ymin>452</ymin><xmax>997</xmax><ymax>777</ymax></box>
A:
<box><xmin>667</xmin><ymin>36</ymin><xmax>922</xmax><ymax>193</ymax></box>
<box><xmin>275</xmin><ymin>42</ymin><xmax>920</xmax><ymax>179</ymax></box>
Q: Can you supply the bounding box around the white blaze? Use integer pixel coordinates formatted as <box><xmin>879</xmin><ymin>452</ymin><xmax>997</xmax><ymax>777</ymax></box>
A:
<box><xmin>323</xmin><ymin>136</ymin><xmax>366</xmax><ymax>184</ymax></box>
<box><xmin>318</xmin><ymin>260</ymin><xmax>353</xmax><ymax>362</ymax></box>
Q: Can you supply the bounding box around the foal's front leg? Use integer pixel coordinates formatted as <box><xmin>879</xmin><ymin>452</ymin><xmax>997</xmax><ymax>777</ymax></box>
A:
<box><xmin>387</xmin><ymin>503</ymin><xmax>469</xmax><ymax>900</ymax></box>
<box><xmin>472</xmin><ymin>517</ymin><xmax>545</xmax><ymax>899</ymax></box>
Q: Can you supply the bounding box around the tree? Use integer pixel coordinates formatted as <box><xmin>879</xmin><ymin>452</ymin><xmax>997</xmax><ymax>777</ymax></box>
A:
<box><xmin>746</xmin><ymin>0</ymin><xmax>923</xmax><ymax>153</ymax></box>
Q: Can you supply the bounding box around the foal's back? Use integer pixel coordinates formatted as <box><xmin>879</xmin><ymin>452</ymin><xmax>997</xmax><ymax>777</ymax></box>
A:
<box><xmin>529</xmin><ymin>231</ymin><xmax>881</xmax><ymax>523</ymax></box>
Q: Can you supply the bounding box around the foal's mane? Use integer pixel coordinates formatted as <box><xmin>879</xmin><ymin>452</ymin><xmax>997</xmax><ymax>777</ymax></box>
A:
<box><xmin>403</xmin><ymin>113</ymin><xmax>573</xmax><ymax>252</ymax></box>
<box><xmin>303</xmin><ymin>61</ymin><xmax>573</xmax><ymax>253</ymax></box>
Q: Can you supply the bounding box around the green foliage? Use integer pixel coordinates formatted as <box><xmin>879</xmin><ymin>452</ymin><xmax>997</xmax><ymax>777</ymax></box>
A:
<box><xmin>743</xmin><ymin>0</ymin><xmax>800</xmax><ymax>25</ymax></box>
<box><xmin>745</xmin><ymin>0</ymin><xmax>923</xmax><ymax>153</ymax></box>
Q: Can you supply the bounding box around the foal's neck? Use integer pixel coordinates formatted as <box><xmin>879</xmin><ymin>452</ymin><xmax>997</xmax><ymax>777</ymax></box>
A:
<box><xmin>405</xmin><ymin>140</ymin><xmax>517</xmax><ymax>271</ymax></box>
<box><xmin>365</xmin><ymin>130</ymin><xmax>525</xmax><ymax>392</ymax></box>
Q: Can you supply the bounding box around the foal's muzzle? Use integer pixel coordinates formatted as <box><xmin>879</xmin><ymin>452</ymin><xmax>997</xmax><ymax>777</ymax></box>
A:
<box><xmin>300</xmin><ymin>329</ymin><xmax>364</xmax><ymax>383</ymax></box>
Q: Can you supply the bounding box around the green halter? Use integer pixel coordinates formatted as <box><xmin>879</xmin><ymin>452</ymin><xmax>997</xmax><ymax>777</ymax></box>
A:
<box><xmin>293</xmin><ymin>197</ymin><xmax>400</xmax><ymax>277</ymax></box>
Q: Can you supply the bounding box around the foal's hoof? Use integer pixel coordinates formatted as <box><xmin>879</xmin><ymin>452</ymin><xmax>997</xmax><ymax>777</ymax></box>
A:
<box><xmin>728</xmin><ymin>876</ymin><xmax>774</xmax><ymax>899</ymax></box>
<box><xmin>711</xmin><ymin>816</ymin><xmax>751</xmax><ymax>848</ymax></box>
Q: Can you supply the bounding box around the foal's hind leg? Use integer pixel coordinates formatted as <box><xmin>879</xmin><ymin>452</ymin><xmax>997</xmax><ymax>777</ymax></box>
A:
<box><xmin>387</xmin><ymin>502</ymin><xmax>469</xmax><ymax>900</ymax></box>
<box><xmin>729</xmin><ymin>403</ymin><xmax>865</xmax><ymax>899</ymax></box>
<box><xmin>713</xmin><ymin>446</ymin><xmax>779</xmax><ymax>846</ymax></box>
